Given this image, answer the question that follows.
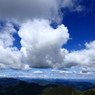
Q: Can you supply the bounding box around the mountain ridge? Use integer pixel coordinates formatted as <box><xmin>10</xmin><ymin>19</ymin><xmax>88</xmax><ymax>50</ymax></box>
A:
<box><xmin>0</xmin><ymin>78</ymin><xmax>95</xmax><ymax>95</ymax></box>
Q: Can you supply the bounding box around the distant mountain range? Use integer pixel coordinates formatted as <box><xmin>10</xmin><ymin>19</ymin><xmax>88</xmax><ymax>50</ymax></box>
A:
<box><xmin>0</xmin><ymin>78</ymin><xmax>95</xmax><ymax>95</ymax></box>
<box><xmin>16</xmin><ymin>78</ymin><xmax>95</xmax><ymax>91</ymax></box>
<box><xmin>0</xmin><ymin>78</ymin><xmax>19</xmax><ymax>86</ymax></box>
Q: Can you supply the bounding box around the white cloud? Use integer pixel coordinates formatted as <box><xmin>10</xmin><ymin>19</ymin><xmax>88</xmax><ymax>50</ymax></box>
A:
<box><xmin>0</xmin><ymin>19</ymin><xmax>69</xmax><ymax>71</ymax></box>
<box><xmin>18</xmin><ymin>19</ymin><xmax>69</xmax><ymax>68</ymax></box>
<box><xmin>0</xmin><ymin>22</ymin><xmax>29</xmax><ymax>70</ymax></box>
<box><xmin>0</xmin><ymin>20</ymin><xmax>95</xmax><ymax>74</ymax></box>
<box><xmin>0</xmin><ymin>20</ymin><xmax>95</xmax><ymax>73</ymax></box>
<box><xmin>0</xmin><ymin>22</ymin><xmax>16</xmax><ymax>47</ymax></box>
<box><xmin>0</xmin><ymin>46</ymin><xmax>21</xmax><ymax>69</ymax></box>
<box><xmin>33</xmin><ymin>71</ymin><xmax>44</xmax><ymax>74</ymax></box>
<box><xmin>61</xmin><ymin>41</ymin><xmax>95</xmax><ymax>71</ymax></box>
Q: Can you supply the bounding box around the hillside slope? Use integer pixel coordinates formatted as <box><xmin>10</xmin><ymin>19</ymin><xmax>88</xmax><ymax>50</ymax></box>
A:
<box><xmin>0</xmin><ymin>79</ymin><xmax>95</xmax><ymax>95</ymax></box>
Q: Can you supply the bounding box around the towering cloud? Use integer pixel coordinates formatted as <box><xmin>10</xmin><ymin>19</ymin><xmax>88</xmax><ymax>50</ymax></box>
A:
<box><xmin>18</xmin><ymin>19</ymin><xmax>69</xmax><ymax>68</ymax></box>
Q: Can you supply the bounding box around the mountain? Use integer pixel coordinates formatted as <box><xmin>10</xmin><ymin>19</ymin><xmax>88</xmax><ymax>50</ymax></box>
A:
<box><xmin>33</xmin><ymin>79</ymin><xmax>53</xmax><ymax>86</ymax></box>
<box><xmin>0</xmin><ymin>79</ymin><xmax>95</xmax><ymax>95</ymax></box>
<box><xmin>0</xmin><ymin>78</ymin><xmax>20</xmax><ymax>86</ymax></box>
<box><xmin>54</xmin><ymin>81</ymin><xmax>95</xmax><ymax>91</ymax></box>
<box><xmin>16</xmin><ymin>77</ymin><xmax>36</xmax><ymax>83</ymax></box>
<box><xmin>40</xmin><ymin>86</ymin><xmax>95</xmax><ymax>95</ymax></box>
<box><xmin>0</xmin><ymin>81</ymin><xmax>42</xmax><ymax>95</ymax></box>
<box><xmin>20</xmin><ymin>78</ymin><xmax>95</xmax><ymax>91</ymax></box>
<box><xmin>40</xmin><ymin>86</ymin><xmax>78</xmax><ymax>95</ymax></box>
<box><xmin>0</xmin><ymin>80</ymin><xmax>57</xmax><ymax>95</ymax></box>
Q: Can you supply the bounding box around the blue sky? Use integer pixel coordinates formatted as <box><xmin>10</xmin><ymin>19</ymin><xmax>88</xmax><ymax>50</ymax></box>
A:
<box><xmin>0</xmin><ymin>0</ymin><xmax>95</xmax><ymax>79</ymax></box>
<box><xmin>63</xmin><ymin>7</ymin><xmax>95</xmax><ymax>50</ymax></box>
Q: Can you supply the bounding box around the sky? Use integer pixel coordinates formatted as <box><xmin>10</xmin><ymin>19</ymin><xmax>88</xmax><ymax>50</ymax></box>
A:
<box><xmin>0</xmin><ymin>0</ymin><xmax>95</xmax><ymax>79</ymax></box>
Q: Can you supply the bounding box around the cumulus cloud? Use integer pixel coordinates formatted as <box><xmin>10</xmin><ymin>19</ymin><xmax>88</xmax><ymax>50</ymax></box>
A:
<box><xmin>0</xmin><ymin>20</ymin><xmax>95</xmax><ymax>73</ymax></box>
<box><xmin>0</xmin><ymin>22</ymin><xmax>29</xmax><ymax>70</ymax></box>
<box><xmin>61</xmin><ymin>41</ymin><xmax>95</xmax><ymax>71</ymax></box>
<box><xmin>0</xmin><ymin>20</ymin><xmax>69</xmax><ymax>70</ymax></box>
<box><xmin>18</xmin><ymin>19</ymin><xmax>69</xmax><ymax>68</ymax></box>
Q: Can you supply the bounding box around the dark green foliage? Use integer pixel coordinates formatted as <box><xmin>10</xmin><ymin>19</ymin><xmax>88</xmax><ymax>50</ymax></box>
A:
<box><xmin>41</xmin><ymin>86</ymin><xmax>78</xmax><ymax>95</ymax></box>
<box><xmin>84</xmin><ymin>89</ymin><xmax>95</xmax><ymax>95</ymax></box>
<box><xmin>41</xmin><ymin>86</ymin><xmax>95</xmax><ymax>95</ymax></box>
